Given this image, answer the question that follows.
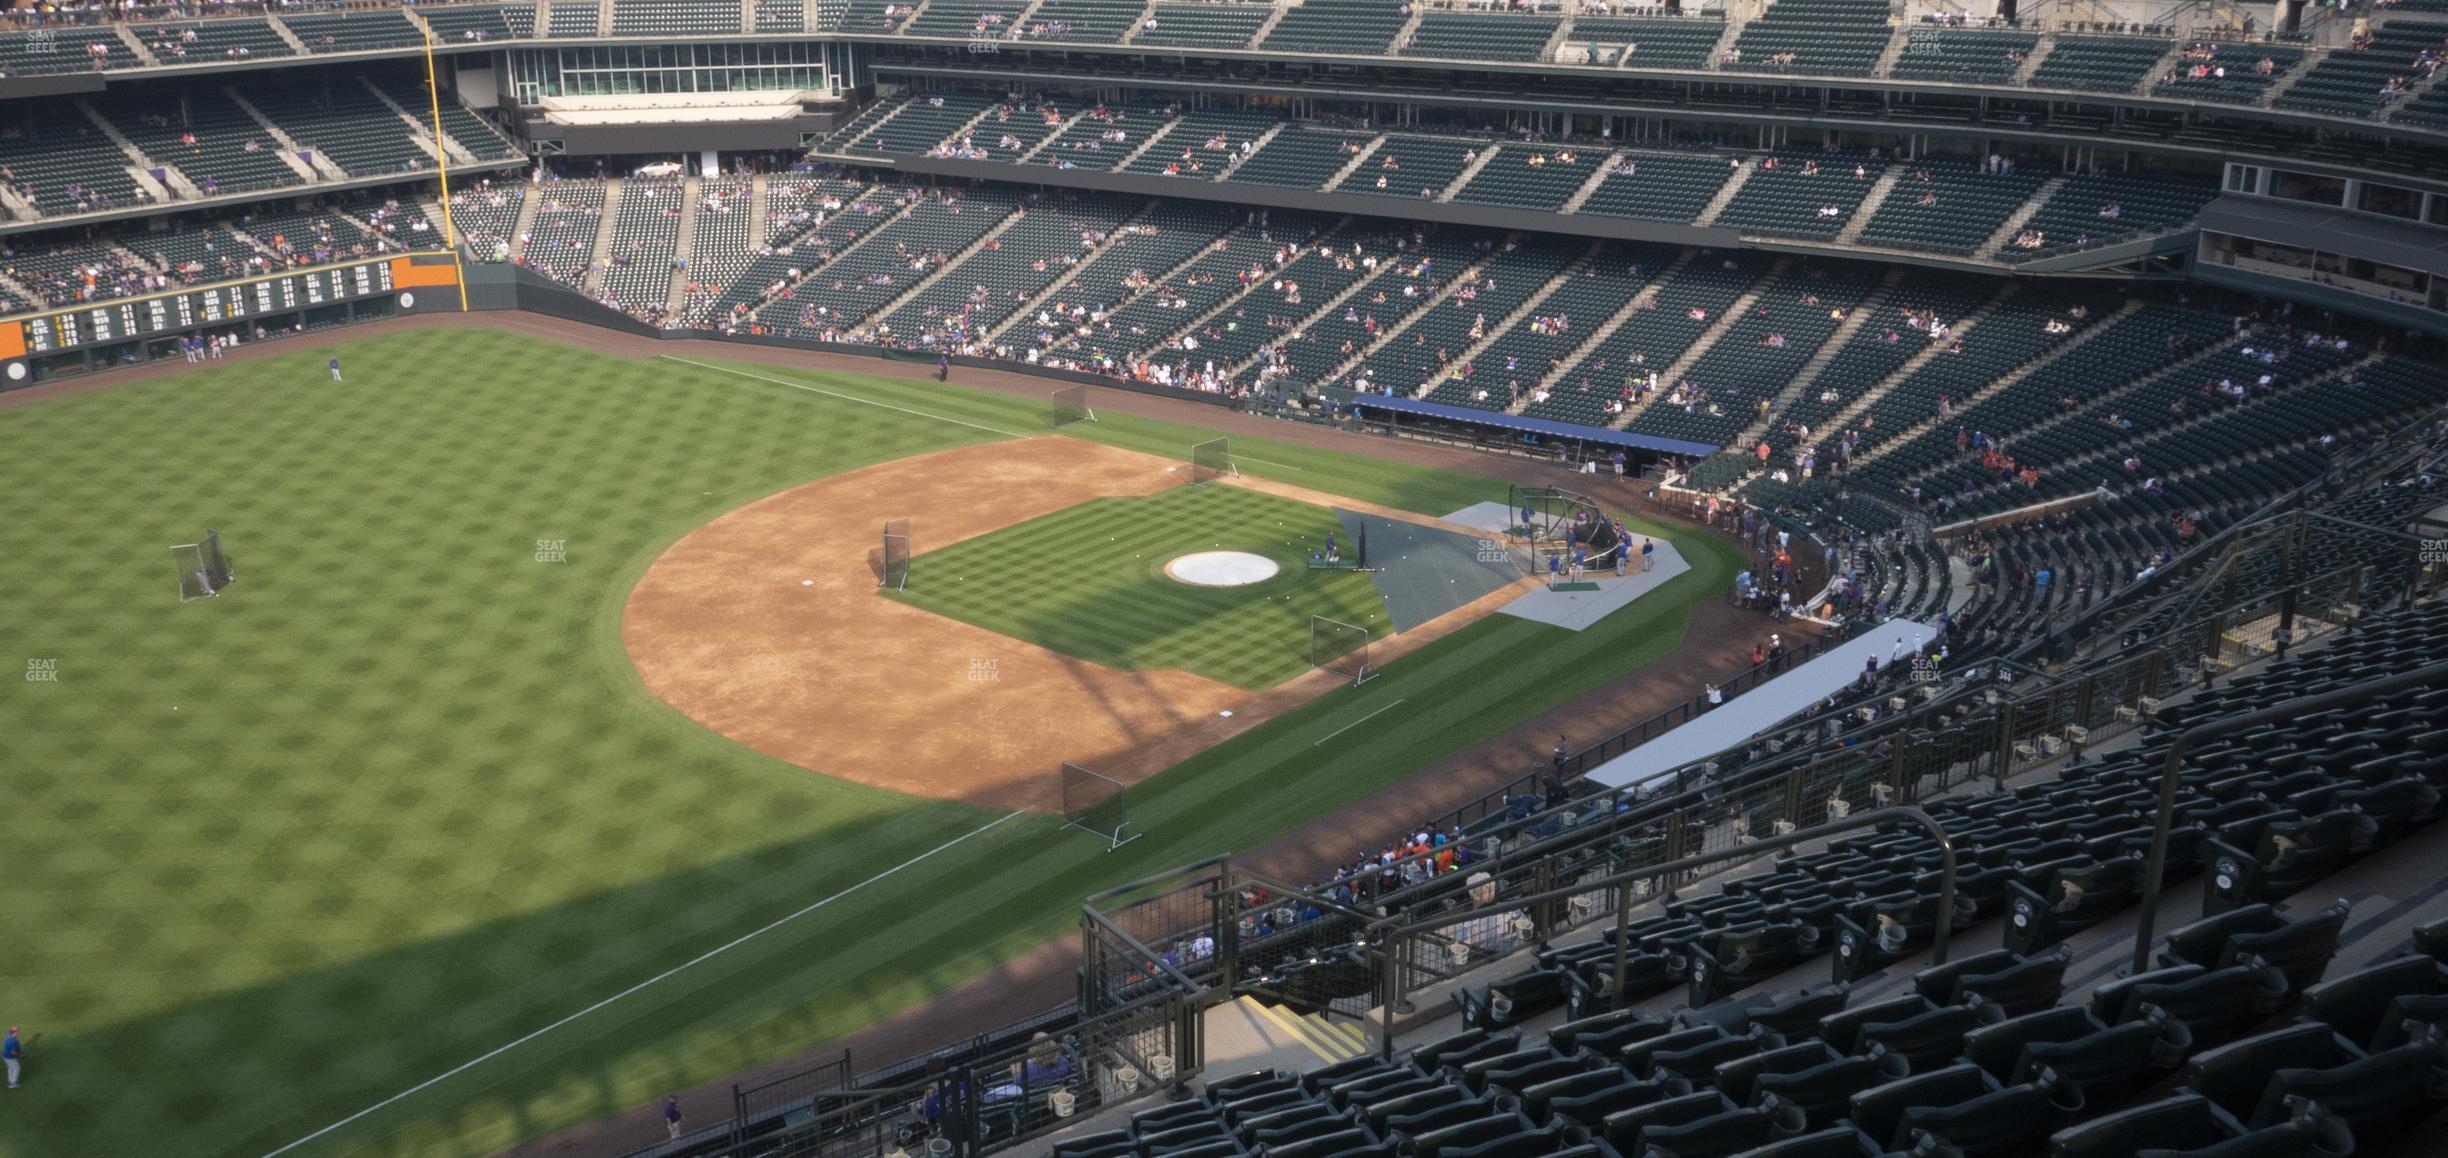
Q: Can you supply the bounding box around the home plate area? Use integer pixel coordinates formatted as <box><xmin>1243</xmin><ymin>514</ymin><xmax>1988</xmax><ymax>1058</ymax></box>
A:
<box><xmin>1441</xmin><ymin>500</ymin><xmax>1693</xmax><ymax>632</ymax></box>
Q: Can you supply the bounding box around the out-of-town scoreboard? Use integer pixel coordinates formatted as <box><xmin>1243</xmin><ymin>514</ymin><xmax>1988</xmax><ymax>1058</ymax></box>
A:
<box><xmin>19</xmin><ymin>260</ymin><xmax>395</xmax><ymax>354</ymax></box>
<box><xmin>3</xmin><ymin>253</ymin><xmax>462</xmax><ymax>384</ymax></box>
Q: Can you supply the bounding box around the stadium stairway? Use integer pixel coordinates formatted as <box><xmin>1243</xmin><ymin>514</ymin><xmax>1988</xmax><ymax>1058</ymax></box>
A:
<box><xmin>1852</xmin><ymin>297</ymin><xmax>2142</xmax><ymax>471</ymax></box>
<box><xmin>850</xmin><ymin>204</ymin><xmax>1029</xmax><ymax>339</ymax></box>
<box><xmin>1559</xmin><ymin>161</ymin><xmax>1618</xmax><ymax>214</ymax></box>
<box><xmin>1317</xmin><ymin>240</ymin><xmax>1503</xmax><ymax>386</ymax></box>
<box><xmin>1219</xmin><ymin>995</ymin><xmax>1376</xmax><ymax>1068</ymax></box>
<box><xmin>1414</xmin><ymin>242</ymin><xmax>1594</xmax><ymax>401</ymax></box>
<box><xmin>983</xmin><ymin>200</ymin><xmax>1155</xmax><ymax>343</ymax></box>
<box><xmin>1692</xmin><ymin>158</ymin><xmax>1756</xmax><ymax>227</ymax></box>
<box><xmin>1784</xmin><ymin>279</ymin><xmax>2018</xmax><ymax>456</ymax></box>
<box><xmin>69</xmin><ymin>101</ymin><xmax>185</xmax><ymax>203</ymax></box>
<box><xmin>1141</xmin><ymin>217</ymin><xmax>1354</xmax><ymax>363</ymax></box>
<box><xmin>1705</xmin><ymin>15</ymin><xmax>1743</xmax><ymax>69</ymax></box>
<box><xmin>1322</xmin><ymin>138</ymin><xmax>1389</xmax><ymax>192</ymax></box>
<box><xmin>2012</xmin><ymin>33</ymin><xmax>2055</xmax><ymax>84</ymax></box>
<box><xmin>1977</xmin><ymin>173</ymin><xmax>2069</xmax><ymax>260</ymax></box>
<box><xmin>1728</xmin><ymin>268</ymin><xmax>1901</xmax><ymax>449</ymax></box>
<box><xmin>355</xmin><ymin>76</ymin><xmax>478</xmax><ymax>168</ymax></box>
<box><xmin>1831</xmin><ymin>166</ymin><xmax>1902</xmax><ymax>246</ymax></box>
<box><xmin>1609</xmin><ymin>256</ymin><xmax>1789</xmax><ymax>430</ymax></box>
<box><xmin>666</xmin><ymin>179</ymin><xmax>704</xmax><ymax>317</ymax></box>
<box><xmin>1537</xmin><ymin>249</ymin><xmax>1691</xmax><ymax>391</ymax></box>
<box><xmin>1018</xmin><ymin>110</ymin><xmax>1092</xmax><ymax>163</ymax></box>
<box><xmin>580</xmin><ymin>180</ymin><xmax>625</xmax><ymax>295</ymax></box>
<box><xmin>1216</xmin><ymin>123</ymin><xmax>1288</xmax><ymax>180</ymax></box>
<box><xmin>112</xmin><ymin>22</ymin><xmax>158</xmax><ymax>66</ymax></box>
<box><xmin>1220</xmin><ymin>240</ymin><xmax>1400</xmax><ymax>381</ymax></box>
<box><xmin>1436</xmin><ymin>145</ymin><xmax>1503</xmax><ymax>203</ymax></box>
<box><xmin>223</xmin><ymin>88</ymin><xmax>342</xmax><ymax>182</ymax></box>
<box><xmin>1114</xmin><ymin>117</ymin><xmax>1190</xmax><ymax>173</ymax></box>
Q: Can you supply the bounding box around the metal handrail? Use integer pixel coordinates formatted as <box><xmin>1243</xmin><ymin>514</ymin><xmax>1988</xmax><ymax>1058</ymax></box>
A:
<box><xmin>2129</xmin><ymin>657</ymin><xmax>2448</xmax><ymax>976</ymax></box>
<box><xmin>1368</xmin><ymin>803</ymin><xmax>1959</xmax><ymax>1057</ymax></box>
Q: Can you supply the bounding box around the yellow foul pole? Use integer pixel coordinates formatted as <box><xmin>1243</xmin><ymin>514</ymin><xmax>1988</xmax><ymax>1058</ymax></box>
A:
<box><xmin>422</xmin><ymin>26</ymin><xmax>471</xmax><ymax>312</ymax></box>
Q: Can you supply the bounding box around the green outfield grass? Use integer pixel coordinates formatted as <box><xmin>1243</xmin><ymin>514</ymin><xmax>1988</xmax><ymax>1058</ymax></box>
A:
<box><xmin>0</xmin><ymin>332</ymin><xmax>1742</xmax><ymax>1158</ymax></box>
<box><xmin>889</xmin><ymin>485</ymin><xmax>1384</xmax><ymax>690</ymax></box>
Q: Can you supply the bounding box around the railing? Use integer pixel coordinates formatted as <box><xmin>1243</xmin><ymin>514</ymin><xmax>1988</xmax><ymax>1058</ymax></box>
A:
<box><xmin>2130</xmin><ymin>658</ymin><xmax>2448</xmax><ymax>975</ymax></box>
<box><xmin>1424</xmin><ymin>637</ymin><xmax>1833</xmax><ymax>837</ymax></box>
<box><xmin>707</xmin><ymin>988</ymin><xmax>1199</xmax><ymax>1158</ymax></box>
<box><xmin>1365</xmin><ymin>803</ymin><xmax>1960</xmax><ymax>1057</ymax></box>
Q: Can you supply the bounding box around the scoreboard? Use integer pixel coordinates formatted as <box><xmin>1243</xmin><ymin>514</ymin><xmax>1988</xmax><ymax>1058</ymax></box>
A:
<box><xmin>17</xmin><ymin>258</ymin><xmax>402</xmax><ymax>356</ymax></box>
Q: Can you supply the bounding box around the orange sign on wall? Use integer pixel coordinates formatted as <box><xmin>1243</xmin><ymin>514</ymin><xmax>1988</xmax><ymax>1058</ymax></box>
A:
<box><xmin>389</xmin><ymin>254</ymin><xmax>462</xmax><ymax>289</ymax></box>
<box><xmin>0</xmin><ymin>324</ymin><xmax>25</xmax><ymax>362</ymax></box>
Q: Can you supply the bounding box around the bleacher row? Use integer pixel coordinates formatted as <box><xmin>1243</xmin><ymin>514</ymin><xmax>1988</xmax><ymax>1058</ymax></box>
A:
<box><xmin>0</xmin><ymin>72</ymin><xmax>520</xmax><ymax>224</ymax></box>
<box><xmin>1046</xmin><ymin>594</ymin><xmax>2448</xmax><ymax>1158</ymax></box>
<box><xmin>5</xmin><ymin>2</ymin><xmax>2447</xmax><ymax>129</ymax></box>
<box><xmin>812</xmin><ymin>96</ymin><xmax>2219</xmax><ymax>255</ymax></box>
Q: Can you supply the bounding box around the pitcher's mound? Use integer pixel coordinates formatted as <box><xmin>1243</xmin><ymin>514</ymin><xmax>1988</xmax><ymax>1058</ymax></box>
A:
<box><xmin>1164</xmin><ymin>550</ymin><xmax>1280</xmax><ymax>587</ymax></box>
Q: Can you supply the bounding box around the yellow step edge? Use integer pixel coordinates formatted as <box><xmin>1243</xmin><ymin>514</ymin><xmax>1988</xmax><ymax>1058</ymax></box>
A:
<box><xmin>1241</xmin><ymin>996</ymin><xmax>1345</xmax><ymax>1064</ymax></box>
<box><xmin>1302</xmin><ymin>1011</ymin><xmax>1370</xmax><ymax>1052</ymax></box>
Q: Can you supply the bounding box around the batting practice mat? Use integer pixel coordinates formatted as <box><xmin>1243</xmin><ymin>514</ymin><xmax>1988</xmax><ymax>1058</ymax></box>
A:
<box><xmin>1331</xmin><ymin>508</ymin><xmax>1518</xmax><ymax>633</ymax></box>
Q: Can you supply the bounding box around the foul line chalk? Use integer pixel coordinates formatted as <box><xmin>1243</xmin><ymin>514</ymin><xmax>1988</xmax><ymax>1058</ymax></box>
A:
<box><xmin>263</xmin><ymin>809</ymin><xmax>1026</xmax><ymax>1157</ymax></box>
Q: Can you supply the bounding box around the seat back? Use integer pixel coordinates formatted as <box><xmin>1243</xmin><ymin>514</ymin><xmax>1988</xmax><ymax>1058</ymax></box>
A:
<box><xmin>2159</xmin><ymin>904</ymin><xmax>2285</xmax><ymax>970</ymax></box>
<box><xmin>1891</xmin><ymin>1081</ymin><xmax>2051</xmax><ymax>1155</ymax></box>
<box><xmin>2180</xmin><ymin>1022</ymin><xmax>2353</xmax><ymax>1120</ymax></box>
<box><xmin>1847</xmin><ymin>1062</ymin><xmax>1993</xmax><ymax>1147</ymax></box>
<box><xmin>1958</xmin><ymin>946</ymin><xmax>2073</xmax><ymax>1018</ymax></box>
<box><xmin>2248</xmin><ymin>1038</ymin><xmax>2443</xmax><ymax>1140</ymax></box>
<box><xmin>1962</xmin><ymin>1004</ymin><xmax>2092</xmax><ymax>1080</ymax></box>
<box><xmin>2218</xmin><ymin>901</ymin><xmax>2350</xmax><ymax>999</ymax></box>
<box><xmin>2049</xmin><ymin>1092</ymin><xmax>2232</xmax><ymax>1158</ymax></box>
<box><xmin>1756</xmin><ymin>1055</ymin><xmax>1895</xmax><ymax>1129</ymax></box>
<box><xmin>1713</xmin><ymin>1040</ymin><xmax>1838</xmax><ymax>1105</ymax></box>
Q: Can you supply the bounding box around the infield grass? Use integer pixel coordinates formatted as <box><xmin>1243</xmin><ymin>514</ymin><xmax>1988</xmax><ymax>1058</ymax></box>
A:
<box><xmin>889</xmin><ymin>485</ymin><xmax>1384</xmax><ymax>689</ymax></box>
<box><xmin>0</xmin><ymin>331</ymin><xmax>1741</xmax><ymax>1158</ymax></box>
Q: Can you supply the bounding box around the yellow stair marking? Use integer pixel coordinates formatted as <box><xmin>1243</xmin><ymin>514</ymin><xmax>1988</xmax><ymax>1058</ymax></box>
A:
<box><xmin>1241</xmin><ymin>996</ymin><xmax>1345</xmax><ymax>1063</ymax></box>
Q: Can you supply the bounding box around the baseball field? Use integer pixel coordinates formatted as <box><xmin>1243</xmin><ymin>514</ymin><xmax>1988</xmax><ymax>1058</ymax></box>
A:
<box><xmin>0</xmin><ymin>324</ymin><xmax>1742</xmax><ymax>1157</ymax></box>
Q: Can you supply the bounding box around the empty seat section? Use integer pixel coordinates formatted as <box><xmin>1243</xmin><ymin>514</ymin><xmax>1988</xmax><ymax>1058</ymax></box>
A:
<box><xmin>282</xmin><ymin>10</ymin><xmax>427</xmax><ymax>53</ymax></box>
<box><xmin>2153</xmin><ymin>42</ymin><xmax>2304</xmax><ymax>104</ymax></box>
<box><xmin>905</xmin><ymin>0</ymin><xmax>1032</xmax><ymax>38</ymax></box>
<box><xmin>1728</xmin><ymin>0</ymin><xmax>1895</xmax><ymax>76</ymax></box>
<box><xmin>137</xmin><ymin>18</ymin><xmax>293</xmax><ymax>62</ymax></box>
<box><xmin>1401</xmin><ymin>13</ymin><xmax>1558</xmax><ymax>62</ymax></box>
<box><xmin>2030</xmin><ymin>35</ymin><xmax>2175</xmax><ymax>92</ymax></box>
<box><xmin>1575</xmin><ymin>152</ymin><xmax>1738</xmax><ymax>223</ymax></box>
<box><xmin>1568</xmin><ymin>17</ymin><xmax>1723</xmax><ymax>69</ymax></box>
<box><xmin>1018</xmin><ymin>0</ymin><xmax>1145</xmax><ymax>42</ymax></box>
<box><xmin>1714</xmin><ymin>155</ymin><xmax>1887</xmax><ymax>239</ymax></box>
<box><xmin>103</xmin><ymin>88</ymin><xmax>303</xmax><ymax>198</ymax></box>
<box><xmin>1262</xmin><ymin>0</ymin><xmax>1409</xmax><ymax>56</ymax></box>
<box><xmin>599</xmin><ymin>178</ymin><xmax>685</xmax><ymax>321</ymax></box>
<box><xmin>1133</xmin><ymin>3</ymin><xmax>1271</xmax><ymax>48</ymax></box>
<box><xmin>1338</xmin><ymin>134</ymin><xmax>1475</xmax><ymax>199</ymax></box>
<box><xmin>1858</xmin><ymin>161</ymin><xmax>2051</xmax><ymax>254</ymax></box>
<box><xmin>1452</xmin><ymin>145</ymin><xmax>1603</xmax><ymax>211</ymax></box>
<box><xmin>1121</xmin><ymin>109</ymin><xmax>1276</xmax><ymax>177</ymax></box>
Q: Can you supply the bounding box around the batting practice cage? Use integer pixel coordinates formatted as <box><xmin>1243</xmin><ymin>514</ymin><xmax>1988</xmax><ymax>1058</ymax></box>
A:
<box><xmin>172</xmin><ymin>529</ymin><xmax>233</xmax><ymax>602</ymax></box>
<box><xmin>1061</xmin><ymin>763</ymin><xmax>1142</xmax><ymax>850</ymax></box>
<box><xmin>1507</xmin><ymin>485</ymin><xmax>1620</xmax><ymax>583</ymax></box>
<box><xmin>1047</xmin><ymin>384</ymin><xmax>1095</xmax><ymax>428</ymax></box>
<box><xmin>880</xmin><ymin>517</ymin><xmax>912</xmax><ymax>591</ymax></box>
<box><xmin>1190</xmin><ymin>437</ymin><xmax>1238</xmax><ymax>484</ymax></box>
<box><xmin>1309</xmin><ymin>615</ymin><xmax>1377</xmax><ymax>685</ymax></box>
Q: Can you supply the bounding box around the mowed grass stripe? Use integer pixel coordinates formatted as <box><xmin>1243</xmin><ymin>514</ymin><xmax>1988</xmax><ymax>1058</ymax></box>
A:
<box><xmin>0</xmin><ymin>329</ymin><xmax>1741</xmax><ymax>1158</ymax></box>
<box><xmin>892</xmin><ymin>487</ymin><xmax>1385</xmax><ymax>689</ymax></box>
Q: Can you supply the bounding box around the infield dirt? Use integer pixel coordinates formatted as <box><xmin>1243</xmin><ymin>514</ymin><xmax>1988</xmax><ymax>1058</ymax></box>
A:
<box><xmin>622</xmin><ymin>436</ymin><xmax>1535</xmax><ymax>812</ymax></box>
